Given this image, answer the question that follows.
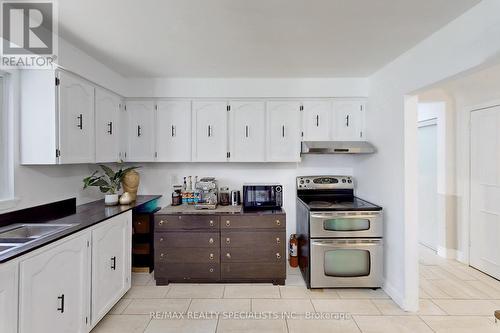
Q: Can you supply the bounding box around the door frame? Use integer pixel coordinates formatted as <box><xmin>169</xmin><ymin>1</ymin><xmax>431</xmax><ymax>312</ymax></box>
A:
<box><xmin>463</xmin><ymin>100</ymin><xmax>500</xmax><ymax>266</ymax></box>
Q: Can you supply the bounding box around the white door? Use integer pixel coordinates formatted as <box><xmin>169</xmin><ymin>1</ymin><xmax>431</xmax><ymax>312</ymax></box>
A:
<box><xmin>192</xmin><ymin>101</ymin><xmax>228</xmax><ymax>162</ymax></box>
<box><xmin>470</xmin><ymin>106</ymin><xmax>500</xmax><ymax>279</ymax></box>
<box><xmin>302</xmin><ymin>100</ymin><xmax>332</xmax><ymax>141</ymax></box>
<box><xmin>0</xmin><ymin>261</ymin><xmax>18</xmax><ymax>333</ymax></box>
<box><xmin>58</xmin><ymin>71</ymin><xmax>95</xmax><ymax>164</ymax></box>
<box><xmin>95</xmin><ymin>88</ymin><xmax>121</xmax><ymax>163</ymax></box>
<box><xmin>332</xmin><ymin>100</ymin><xmax>365</xmax><ymax>141</ymax></box>
<box><xmin>126</xmin><ymin>101</ymin><xmax>156</xmax><ymax>162</ymax></box>
<box><xmin>91</xmin><ymin>212</ymin><xmax>131</xmax><ymax>326</ymax></box>
<box><xmin>19</xmin><ymin>233</ymin><xmax>91</xmax><ymax>333</ymax></box>
<box><xmin>157</xmin><ymin>100</ymin><xmax>192</xmax><ymax>162</ymax></box>
<box><xmin>266</xmin><ymin>101</ymin><xmax>301</xmax><ymax>162</ymax></box>
<box><xmin>229</xmin><ymin>101</ymin><xmax>266</xmax><ymax>162</ymax></box>
<box><xmin>418</xmin><ymin>120</ymin><xmax>438</xmax><ymax>250</ymax></box>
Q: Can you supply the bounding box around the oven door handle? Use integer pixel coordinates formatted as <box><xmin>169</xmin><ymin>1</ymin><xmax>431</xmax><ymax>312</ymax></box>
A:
<box><xmin>312</xmin><ymin>239</ymin><xmax>382</xmax><ymax>247</ymax></box>
<box><xmin>310</xmin><ymin>213</ymin><xmax>380</xmax><ymax>219</ymax></box>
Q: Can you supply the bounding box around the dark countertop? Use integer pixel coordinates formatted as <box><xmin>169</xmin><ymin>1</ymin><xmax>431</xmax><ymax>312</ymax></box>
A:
<box><xmin>0</xmin><ymin>195</ymin><xmax>161</xmax><ymax>263</ymax></box>
<box><xmin>157</xmin><ymin>204</ymin><xmax>285</xmax><ymax>215</ymax></box>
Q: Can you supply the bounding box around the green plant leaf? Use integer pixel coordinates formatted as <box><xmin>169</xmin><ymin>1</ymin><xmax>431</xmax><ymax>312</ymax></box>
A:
<box><xmin>100</xmin><ymin>165</ymin><xmax>115</xmax><ymax>180</ymax></box>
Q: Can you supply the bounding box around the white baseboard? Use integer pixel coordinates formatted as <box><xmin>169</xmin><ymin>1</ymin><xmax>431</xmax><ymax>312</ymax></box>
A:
<box><xmin>455</xmin><ymin>250</ymin><xmax>467</xmax><ymax>264</ymax></box>
<box><xmin>437</xmin><ymin>246</ymin><xmax>458</xmax><ymax>259</ymax></box>
<box><xmin>383</xmin><ymin>281</ymin><xmax>418</xmax><ymax>312</ymax></box>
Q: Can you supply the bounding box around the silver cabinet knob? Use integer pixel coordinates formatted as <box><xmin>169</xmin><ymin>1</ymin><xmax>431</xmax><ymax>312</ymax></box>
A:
<box><xmin>159</xmin><ymin>220</ymin><xmax>165</xmax><ymax>225</ymax></box>
<box><xmin>209</xmin><ymin>238</ymin><xmax>214</xmax><ymax>244</ymax></box>
<box><xmin>276</xmin><ymin>237</ymin><xmax>280</xmax><ymax>244</ymax></box>
<box><xmin>276</xmin><ymin>220</ymin><xmax>281</xmax><ymax>226</ymax></box>
<box><xmin>226</xmin><ymin>253</ymin><xmax>231</xmax><ymax>259</ymax></box>
<box><xmin>209</xmin><ymin>220</ymin><xmax>214</xmax><ymax>226</ymax></box>
<box><xmin>209</xmin><ymin>253</ymin><xmax>214</xmax><ymax>260</ymax></box>
<box><xmin>159</xmin><ymin>237</ymin><xmax>164</xmax><ymax>242</ymax></box>
<box><xmin>225</xmin><ymin>220</ymin><xmax>231</xmax><ymax>227</ymax></box>
<box><xmin>276</xmin><ymin>253</ymin><xmax>281</xmax><ymax>259</ymax></box>
<box><xmin>209</xmin><ymin>268</ymin><xmax>214</xmax><ymax>273</ymax></box>
<box><xmin>160</xmin><ymin>253</ymin><xmax>165</xmax><ymax>257</ymax></box>
<box><xmin>226</xmin><ymin>238</ymin><xmax>230</xmax><ymax>244</ymax></box>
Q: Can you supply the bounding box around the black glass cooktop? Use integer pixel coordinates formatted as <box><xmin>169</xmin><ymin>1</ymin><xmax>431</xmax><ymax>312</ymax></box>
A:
<box><xmin>299</xmin><ymin>196</ymin><xmax>382</xmax><ymax>211</ymax></box>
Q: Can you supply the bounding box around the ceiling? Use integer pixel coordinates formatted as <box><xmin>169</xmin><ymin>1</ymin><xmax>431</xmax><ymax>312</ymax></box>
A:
<box><xmin>58</xmin><ymin>0</ymin><xmax>481</xmax><ymax>78</ymax></box>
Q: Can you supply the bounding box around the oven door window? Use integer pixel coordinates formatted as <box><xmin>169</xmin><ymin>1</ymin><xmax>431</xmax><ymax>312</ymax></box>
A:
<box><xmin>324</xmin><ymin>249</ymin><xmax>370</xmax><ymax>277</ymax></box>
<box><xmin>323</xmin><ymin>218</ymin><xmax>370</xmax><ymax>232</ymax></box>
<box><xmin>245</xmin><ymin>186</ymin><xmax>275</xmax><ymax>206</ymax></box>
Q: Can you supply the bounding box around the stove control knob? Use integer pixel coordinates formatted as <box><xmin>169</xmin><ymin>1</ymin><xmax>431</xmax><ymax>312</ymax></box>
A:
<box><xmin>348</xmin><ymin>179</ymin><xmax>352</xmax><ymax>183</ymax></box>
<box><xmin>306</xmin><ymin>179</ymin><xmax>310</xmax><ymax>183</ymax></box>
<box><xmin>342</xmin><ymin>179</ymin><xmax>346</xmax><ymax>183</ymax></box>
<box><xmin>300</xmin><ymin>180</ymin><xmax>304</xmax><ymax>184</ymax></box>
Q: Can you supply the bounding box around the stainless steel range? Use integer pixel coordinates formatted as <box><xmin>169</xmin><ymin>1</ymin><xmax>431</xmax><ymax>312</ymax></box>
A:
<box><xmin>296</xmin><ymin>175</ymin><xmax>383</xmax><ymax>289</ymax></box>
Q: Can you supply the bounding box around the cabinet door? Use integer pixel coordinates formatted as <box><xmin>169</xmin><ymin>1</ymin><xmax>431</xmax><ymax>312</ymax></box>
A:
<box><xmin>19</xmin><ymin>233</ymin><xmax>90</xmax><ymax>333</ymax></box>
<box><xmin>229</xmin><ymin>101</ymin><xmax>266</xmax><ymax>162</ymax></box>
<box><xmin>266</xmin><ymin>101</ymin><xmax>302</xmax><ymax>162</ymax></box>
<box><xmin>333</xmin><ymin>100</ymin><xmax>365</xmax><ymax>141</ymax></box>
<box><xmin>91</xmin><ymin>212</ymin><xmax>131</xmax><ymax>327</ymax></box>
<box><xmin>58</xmin><ymin>71</ymin><xmax>95</xmax><ymax>164</ymax></box>
<box><xmin>302</xmin><ymin>100</ymin><xmax>332</xmax><ymax>141</ymax></box>
<box><xmin>0</xmin><ymin>261</ymin><xmax>18</xmax><ymax>333</ymax></box>
<box><xmin>118</xmin><ymin>101</ymin><xmax>128</xmax><ymax>161</ymax></box>
<box><xmin>192</xmin><ymin>101</ymin><xmax>228</xmax><ymax>162</ymax></box>
<box><xmin>126</xmin><ymin>100</ymin><xmax>156</xmax><ymax>162</ymax></box>
<box><xmin>95</xmin><ymin>88</ymin><xmax>121</xmax><ymax>163</ymax></box>
<box><xmin>157</xmin><ymin>101</ymin><xmax>192</xmax><ymax>162</ymax></box>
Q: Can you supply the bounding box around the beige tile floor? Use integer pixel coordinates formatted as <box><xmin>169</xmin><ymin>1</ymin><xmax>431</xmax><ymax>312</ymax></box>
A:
<box><xmin>91</xmin><ymin>246</ymin><xmax>500</xmax><ymax>333</ymax></box>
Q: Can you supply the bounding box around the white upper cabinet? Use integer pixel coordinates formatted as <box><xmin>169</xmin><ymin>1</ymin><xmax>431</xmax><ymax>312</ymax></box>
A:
<box><xmin>332</xmin><ymin>100</ymin><xmax>365</xmax><ymax>141</ymax></box>
<box><xmin>229</xmin><ymin>101</ymin><xmax>266</xmax><ymax>162</ymax></box>
<box><xmin>156</xmin><ymin>101</ymin><xmax>192</xmax><ymax>162</ymax></box>
<box><xmin>192</xmin><ymin>101</ymin><xmax>228</xmax><ymax>162</ymax></box>
<box><xmin>266</xmin><ymin>101</ymin><xmax>302</xmax><ymax>162</ymax></box>
<box><xmin>58</xmin><ymin>71</ymin><xmax>95</xmax><ymax>164</ymax></box>
<box><xmin>126</xmin><ymin>100</ymin><xmax>156</xmax><ymax>162</ymax></box>
<box><xmin>95</xmin><ymin>88</ymin><xmax>121</xmax><ymax>163</ymax></box>
<box><xmin>302</xmin><ymin>100</ymin><xmax>332</xmax><ymax>141</ymax></box>
<box><xmin>0</xmin><ymin>261</ymin><xmax>18</xmax><ymax>333</ymax></box>
<box><xmin>19</xmin><ymin>233</ymin><xmax>91</xmax><ymax>333</ymax></box>
<box><xmin>20</xmin><ymin>69</ymin><xmax>95</xmax><ymax>164</ymax></box>
<box><xmin>91</xmin><ymin>212</ymin><xmax>131</xmax><ymax>327</ymax></box>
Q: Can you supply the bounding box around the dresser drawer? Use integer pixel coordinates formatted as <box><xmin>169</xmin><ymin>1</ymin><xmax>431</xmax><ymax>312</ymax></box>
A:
<box><xmin>221</xmin><ymin>231</ymin><xmax>284</xmax><ymax>248</ymax></box>
<box><xmin>155</xmin><ymin>215</ymin><xmax>219</xmax><ymax>231</ymax></box>
<box><xmin>155</xmin><ymin>247</ymin><xmax>220</xmax><ymax>263</ymax></box>
<box><xmin>155</xmin><ymin>263</ymin><xmax>220</xmax><ymax>281</ymax></box>
<box><xmin>155</xmin><ymin>232</ymin><xmax>219</xmax><ymax>248</ymax></box>
<box><xmin>220</xmin><ymin>215</ymin><xmax>285</xmax><ymax>230</ymax></box>
<box><xmin>221</xmin><ymin>246</ymin><xmax>285</xmax><ymax>263</ymax></box>
<box><xmin>221</xmin><ymin>263</ymin><xmax>285</xmax><ymax>280</ymax></box>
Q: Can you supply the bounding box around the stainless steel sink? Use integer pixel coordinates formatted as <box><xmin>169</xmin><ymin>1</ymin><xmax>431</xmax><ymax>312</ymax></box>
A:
<box><xmin>0</xmin><ymin>223</ymin><xmax>77</xmax><ymax>254</ymax></box>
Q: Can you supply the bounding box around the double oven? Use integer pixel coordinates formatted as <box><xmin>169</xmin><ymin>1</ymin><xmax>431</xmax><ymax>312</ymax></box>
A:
<box><xmin>296</xmin><ymin>176</ymin><xmax>383</xmax><ymax>288</ymax></box>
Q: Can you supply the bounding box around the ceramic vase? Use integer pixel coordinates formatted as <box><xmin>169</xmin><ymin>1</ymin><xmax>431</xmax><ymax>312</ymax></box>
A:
<box><xmin>122</xmin><ymin>170</ymin><xmax>140</xmax><ymax>201</ymax></box>
<box><xmin>105</xmin><ymin>194</ymin><xmax>119</xmax><ymax>206</ymax></box>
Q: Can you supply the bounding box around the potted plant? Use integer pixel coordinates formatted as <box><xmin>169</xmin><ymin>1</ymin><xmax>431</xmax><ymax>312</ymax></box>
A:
<box><xmin>83</xmin><ymin>165</ymin><xmax>139</xmax><ymax>206</ymax></box>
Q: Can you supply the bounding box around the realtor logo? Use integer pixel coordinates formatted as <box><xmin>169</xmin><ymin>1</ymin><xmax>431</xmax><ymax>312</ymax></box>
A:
<box><xmin>1</xmin><ymin>0</ymin><xmax>57</xmax><ymax>68</ymax></box>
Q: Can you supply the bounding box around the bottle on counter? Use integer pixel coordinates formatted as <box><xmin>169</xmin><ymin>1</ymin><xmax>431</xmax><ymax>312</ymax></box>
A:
<box><xmin>171</xmin><ymin>185</ymin><xmax>182</xmax><ymax>206</ymax></box>
<box><xmin>188</xmin><ymin>176</ymin><xmax>192</xmax><ymax>191</ymax></box>
<box><xmin>182</xmin><ymin>177</ymin><xmax>187</xmax><ymax>191</ymax></box>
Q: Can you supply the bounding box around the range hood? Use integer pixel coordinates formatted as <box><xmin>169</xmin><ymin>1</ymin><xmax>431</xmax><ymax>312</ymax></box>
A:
<box><xmin>301</xmin><ymin>141</ymin><xmax>376</xmax><ymax>155</ymax></box>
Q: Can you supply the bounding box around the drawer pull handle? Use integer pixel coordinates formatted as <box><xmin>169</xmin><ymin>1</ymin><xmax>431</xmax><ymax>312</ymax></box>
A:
<box><xmin>276</xmin><ymin>220</ymin><xmax>281</xmax><ymax>226</ymax></box>
<box><xmin>209</xmin><ymin>238</ymin><xmax>214</xmax><ymax>244</ymax></box>
<box><xmin>209</xmin><ymin>220</ymin><xmax>214</xmax><ymax>226</ymax></box>
<box><xmin>276</xmin><ymin>253</ymin><xmax>281</xmax><ymax>259</ymax></box>
<box><xmin>226</xmin><ymin>238</ymin><xmax>230</xmax><ymax>244</ymax></box>
<box><xmin>209</xmin><ymin>253</ymin><xmax>214</xmax><ymax>260</ymax></box>
<box><xmin>159</xmin><ymin>220</ymin><xmax>165</xmax><ymax>225</ymax></box>
<box><xmin>159</xmin><ymin>237</ymin><xmax>164</xmax><ymax>242</ymax></box>
<box><xmin>276</xmin><ymin>237</ymin><xmax>280</xmax><ymax>244</ymax></box>
<box><xmin>226</xmin><ymin>220</ymin><xmax>231</xmax><ymax>227</ymax></box>
<box><xmin>209</xmin><ymin>268</ymin><xmax>214</xmax><ymax>273</ymax></box>
<box><xmin>226</xmin><ymin>253</ymin><xmax>231</xmax><ymax>259</ymax></box>
<box><xmin>160</xmin><ymin>253</ymin><xmax>165</xmax><ymax>257</ymax></box>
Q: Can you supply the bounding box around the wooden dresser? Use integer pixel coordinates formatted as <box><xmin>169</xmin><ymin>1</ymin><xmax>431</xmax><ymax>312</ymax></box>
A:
<box><xmin>154</xmin><ymin>206</ymin><xmax>286</xmax><ymax>285</ymax></box>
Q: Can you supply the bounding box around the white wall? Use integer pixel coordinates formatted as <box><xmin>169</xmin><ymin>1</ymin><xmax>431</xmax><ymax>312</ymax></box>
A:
<box><xmin>357</xmin><ymin>0</ymin><xmax>500</xmax><ymax>311</ymax></box>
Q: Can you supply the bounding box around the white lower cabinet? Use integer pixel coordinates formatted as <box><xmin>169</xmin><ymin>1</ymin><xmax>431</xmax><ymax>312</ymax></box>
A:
<box><xmin>19</xmin><ymin>232</ymin><xmax>91</xmax><ymax>333</ymax></box>
<box><xmin>0</xmin><ymin>261</ymin><xmax>18</xmax><ymax>333</ymax></box>
<box><xmin>91</xmin><ymin>212</ymin><xmax>132</xmax><ymax>327</ymax></box>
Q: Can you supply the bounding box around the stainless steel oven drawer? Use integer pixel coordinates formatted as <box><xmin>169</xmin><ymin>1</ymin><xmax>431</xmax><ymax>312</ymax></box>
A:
<box><xmin>310</xmin><ymin>211</ymin><xmax>383</xmax><ymax>238</ymax></box>
<box><xmin>310</xmin><ymin>238</ymin><xmax>383</xmax><ymax>288</ymax></box>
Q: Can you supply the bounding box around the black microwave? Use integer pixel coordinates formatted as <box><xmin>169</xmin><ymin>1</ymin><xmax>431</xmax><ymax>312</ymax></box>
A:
<box><xmin>243</xmin><ymin>184</ymin><xmax>283</xmax><ymax>210</ymax></box>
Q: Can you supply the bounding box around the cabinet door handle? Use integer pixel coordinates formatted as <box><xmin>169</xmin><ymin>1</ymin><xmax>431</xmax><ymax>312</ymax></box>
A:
<box><xmin>208</xmin><ymin>125</ymin><xmax>212</xmax><ymax>137</ymax></box>
<box><xmin>209</xmin><ymin>268</ymin><xmax>214</xmax><ymax>273</ymax></box>
<box><xmin>171</xmin><ymin>125</ymin><xmax>176</xmax><ymax>137</ymax></box>
<box><xmin>225</xmin><ymin>220</ymin><xmax>231</xmax><ymax>227</ymax></box>
<box><xmin>245</xmin><ymin>125</ymin><xmax>249</xmax><ymax>138</ymax></box>
<box><xmin>137</xmin><ymin>125</ymin><xmax>142</xmax><ymax>137</ymax></box>
<box><xmin>276</xmin><ymin>219</ymin><xmax>281</xmax><ymax>226</ymax></box>
<box><xmin>276</xmin><ymin>253</ymin><xmax>281</xmax><ymax>259</ymax></box>
<box><xmin>209</xmin><ymin>220</ymin><xmax>214</xmax><ymax>227</ymax></box>
<box><xmin>57</xmin><ymin>294</ymin><xmax>65</xmax><ymax>313</ymax></box>
<box><xmin>281</xmin><ymin>125</ymin><xmax>285</xmax><ymax>137</ymax></box>
<box><xmin>209</xmin><ymin>238</ymin><xmax>214</xmax><ymax>244</ymax></box>
<box><xmin>209</xmin><ymin>253</ymin><xmax>214</xmax><ymax>260</ymax></box>
<box><xmin>159</xmin><ymin>220</ymin><xmax>165</xmax><ymax>225</ymax></box>
<box><xmin>159</xmin><ymin>237</ymin><xmax>164</xmax><ymax>242</ymax></box>
<box><xmin>226</xmin><ymin>253</ymin><xmax>231</xmax><ymax>259</ymax></box>
<box><xmin>316</xmin><ymin>115</ymin><xmax>319</xmax><ymax>127</ymax></box>
<box><xmin>160</xmin><ymin>253</ymin><xmax>165</xmax><ymax>258</ymax></box>
<box><xmin>77</xmin><ymin>114</ymin><xmax>83</xmax><ymax>130</ymax></box>
<box><xmin>111</xmin><ymin>256</ymin><xmax>116</xmax><ymax>270</ymax></box>
<box><xmin>346</xmin><ymin>115</ymin><xmax>350</xmax><ymax>127</ymax></box>
<box><xmin>276</xmin><ymin>237</ymin><xmax>280</xmax><ymax>244</ymax></box>
<box><xmin>226</xmin><ymin>237</ymin><xmax>230</xmax><ymax>244</ymax></box>
<box><xmin>107</xmin><ymin>121</ymin><xmax>113</xmax><ymax>135</ymax></box>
